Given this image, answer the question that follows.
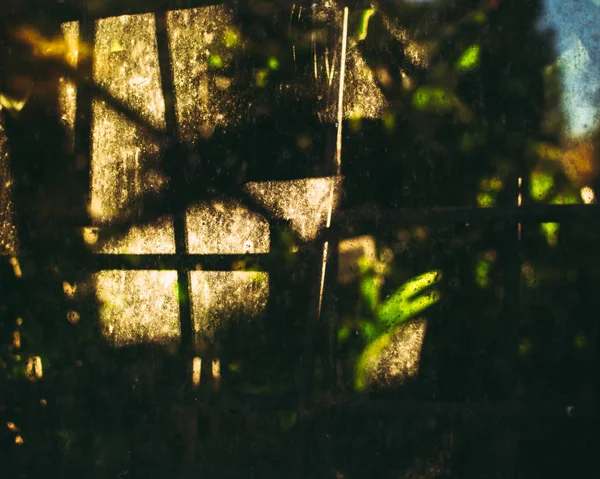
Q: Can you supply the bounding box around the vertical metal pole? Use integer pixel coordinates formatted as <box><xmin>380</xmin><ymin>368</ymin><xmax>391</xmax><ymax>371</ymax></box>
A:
<box><xmin>154</xmin><ymin>11</ymin><xmax>197</xmax><ymax>478</ymax></box>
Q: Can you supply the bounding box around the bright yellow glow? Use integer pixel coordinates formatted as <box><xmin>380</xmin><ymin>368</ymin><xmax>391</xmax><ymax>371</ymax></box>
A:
<box><xmin>12</xmin><ymin>24</ymin><xmax>87</xmax><ymax>62</ymax></box>
<box><xmin>15</xmin><ymin>435</ymin><xmax>24</xmax><ymax>445</ymax></box>
<box><xmin>189</xmin><ymin>271</ymin><xmax>268</xmax><ymax>344</ymax></box>
<box><xmin>166</xmin><ymin>6</ymin><xmax>240</xmax><ymax>143</ymax></box>
<box><xmin>58</xmin><ymin>22</ymin><xmax>79</xmax><ymax>145</ymax></box>
<box><xmin>94</xmin><ymin>271</ymin><xmax>180</xmax><ymax>348</ymax></box>
<box><xmin>96</xmin><ymin>217</ymin><xmax>175</xmax><ymax>254</ymax></box>
<box><xmin>355</xmin><ymin>319</ymin><xmax>427</xmax><ymax>391</ymax></box>
<box><xmin>16</xmin><ymin>317</ymin><xmax>22</xmax><ymax>326</ymax></box>
<box><xmin>212</xmin><ymin>358</ymin><xmax>221</xmax><ymax>389</ymax></box>
<box><xmin>26</xmin><ymin>356</ymin><xmax>43</xmax><ymax>381</ymax></box>
<box><xmin>9</xmin><ymin>257</ymin><xmax>22</xmax><ymax>278</ymax></box>
<box><xmin>12</xmin><ymin>331</ymin><xmax>20</xmax><ymax>349</ymax></box>
<box><xmin>192</xmin><ymin>356</ymin><xmax>201</xmax><ymax>388</ymax></box>
<box><xmin>63</xmin><ymin>281</ymin><xmax>77</xmax><ymax>298</ymax></box>
<box><xmin>186</xmin><ymin>200</ymin><xmax>269</xmax><ymax>254</ymax></box>
<box><xmin>580</xmin><ymin>186</ymin><xmax>596</xmax><ymax>204</ymax></box>
<box><xmin>338</xmin><ymin>236</ymin><xmax>376</xmax><ymax>284</ymax></box>
<box><xmin>245</xmin><ymin>177</ymin><xmax>341</xmax><ymax>243</ymax></box>
<box><xmin>91</xmin><ymin>14</ymin><xmax>174</xmax><ymax>253</ymax></box>
<box><xmin>7</xmin><ymin>422</ymin><xmax>19</xmax><ymax>432</ymax></box>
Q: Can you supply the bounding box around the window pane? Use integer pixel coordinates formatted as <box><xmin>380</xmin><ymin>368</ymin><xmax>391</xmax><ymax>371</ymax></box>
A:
<box><xmin>94</xmin><ymin>270</ymin><xmax>180</xmax><ymax>348</ymax></box>
<box><xmin>90</xmin><ymin>13</ymin><xmax>175</xmax><ymax>253</ymax></box>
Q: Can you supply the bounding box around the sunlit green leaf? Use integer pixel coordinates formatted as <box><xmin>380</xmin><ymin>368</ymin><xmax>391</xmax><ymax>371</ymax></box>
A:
<box><xmin>456</xmin><ymin>44</ymin><xmax>481</xmax><ymax>72</ymax></box>
<box><xmin>358</xmin><ymin>320</ymin><xmax>379</xmax><ymax>342</ymax></box>
<box><xmin>360</xmin><ymin>276</ymin><xmax>380</xmax><ymax>313</ymax></box>
<box><xmin>476</xmin><ymin>193</ymin><xmax>495</xmax><ymax>207</ymax></box>
<box><xmin>357</xmin><ymin>9</ymin><xmax>375</xmax><ymax>41</ymax></box>
<box><xmin>529</xmin><ymin>170</ymin><xmax>554</xmax><ymax>200</ymax></box>
<box><xmin>337</xmin><ymin>326</ymin><xmax>351</xmax><ymax>343</ymax></box>
<box><xmin>475</xmin><ymin>259</ymin><xmax>491</xmax><ymax>288</ymax></box>
<box><xmin>355</xmin><ymin>330</ymin><xmax>392</xmax><ymax>391</ymax></box>
<box><xmin>268</xmin><ymin>57</ymin><xmax>279</xmax><ymax>70</ymax></box>
<box><xmin>540</xmin><ymin>222</ymin><xmax>559</xmax><ymax>246</ymax></box>
<box><xmin>208</xmin><ymin>54</ymin><xmax>223</xmax><ymax>68</ymax></box>
<box><xmin>377</xmin><ymin>271</ymin><xmax>441</xmax><ymax>327</ymax></box>
<box><xmin>412</xmin><ymin>87</ymin><xmax>456</xmax><ymax>112</ymax></box>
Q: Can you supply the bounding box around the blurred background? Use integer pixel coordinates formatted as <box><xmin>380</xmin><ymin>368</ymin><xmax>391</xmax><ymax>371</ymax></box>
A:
<box><xmin>0</xmin><ymin>1</ymin><xmax>599</xmax><ymax>478</ymax></box>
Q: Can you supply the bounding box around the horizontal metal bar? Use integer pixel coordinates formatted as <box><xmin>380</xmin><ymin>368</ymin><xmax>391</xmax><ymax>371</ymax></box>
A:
<box><xmin>89</xmin><ymin>253</ymin><xmax>271</xmax><ymax>271</ymax></box>
<box><xmin>338</xmin><ymin>204</ymin><xmax>600</xmax><ymax>225</ymax></box>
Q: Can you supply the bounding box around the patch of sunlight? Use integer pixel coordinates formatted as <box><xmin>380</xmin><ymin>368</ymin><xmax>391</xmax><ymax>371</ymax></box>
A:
<box><xmin>343</xmin><ymin>39</ymin><xmax>388</xmax><ymax>120</ymax></box>
<box><xmin>212</xmin><ymin>358</ymin><xmax>221</xmax><ymax>389</ymax></box>
<box><xmin>476</xmin><ymin>192</ymin><xmax>495</xmax><ymax>207</ymax></box>
<box><xmin>355</xmin><ymin>319</ymin><xmax>427</xmax><ymax>391</ymax></box>
<box><xmin>186</xmin><ymin>200</ymin><xmax>269</xmax><ymax>254</ymax></box>
<box><xmin>96</xmin><ymin>217</ymin><xmax>176</xmax><ymax>254</ymax></box>
<box><xmin>244</xmin><ymin>177</ymin><xmax>341</xmax><ymax>243</ymax></box>
<box><xmin>356</xmin><ymin>9</ymin><xmax>375</xmax><ymax>41</ymax></box>
<box><xmin>94</xmin><ymin>270</ymin><xmax>181</xmax><ymax>348</ymax></box>
<box><xmin>456</xmin><ymin>44</ymin><xmax>481</xmax><ymax>72</ymax></box>
<box><xmin>6</xmin><ymin>422</ymin><xmax>19</xmax><ymax>432</ymax></box>
<box><xmin>338</xmin><ymin>235</ymin><xmax>377</xmax><ymax>284</ymax></box>
<box><xmin>12</xmin><ymin>24</ymin><xmax>89</xmax><ymax>63</ymax></box>
<box><xmin>540</xmin><ymin>222</ymin><xmax>560</xmax><ymax>246</ymax></box>
<box><xmin>529</xmin><ymin>169</ymin><xmax>554</xmax><ymax>201</ymax></box>
<box><xmin>166</xmin><ymin>6</ymin><xmax>241</xmax><ymax>143</ymax></box>
<box><xmin>0</xmin><ymin>94</ymin><xmax>28</xmax><ymax>113</ymax></box>
<box><xmin>25</xmin><ymin>356</ymin><xmax>43</xmax><ymax>381</ymax></box>
<box><xmin>58</xmin><ymin>22</ymin><xmax>79</xmax><ymax>147</ymax></box>
<box><xmin>412</xmin><ymin>87</ymin><xmax>456</xmax><ymax>112</ymax></box>
<box><xmin>377</xmin><ymin>271</ymin><xmax>442</xmax><ymax>327</ymax></box>
<box><xmin>475</xmin><ymin>259</ymin><xmax>491</xmax><ymax>288</ymax></box>
<box><xmin>91</xmin><ymin>14</ymin><xmax>175</xmax><ymax>252</ymax></box>
<box><xmin>9</xmin><ymin>257</ymin><xmax>22</xmax><ymax>278</ymax></box>
<box><xmin>0</xmin><ymin>115</ymin><xmax>16</xmax><ymax>255</ymax></box>
<box><xmin>189</xmin><ymin>271</ymin><xmax>268</xmax><ymax>344</ymax></box>
<box><xmin>192</xmin><ymin>356</ymin><xmax>201</xmax><ymax>388</ymax></box>
<box><xmin>580</xmin><ymin>185</ymin><xmax>596</xmax><ymax>204</ymax></box>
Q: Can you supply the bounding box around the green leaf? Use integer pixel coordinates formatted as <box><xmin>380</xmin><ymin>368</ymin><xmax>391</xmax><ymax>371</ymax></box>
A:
<box><xmin>456</xmin><ymin>44</ymin><xmax>481</xmax><ymax>72</ymax></box>
<box><xmin>377</xmin><ymin>271</ymin><xmax>441</xmax><ymax>327</ymax></box>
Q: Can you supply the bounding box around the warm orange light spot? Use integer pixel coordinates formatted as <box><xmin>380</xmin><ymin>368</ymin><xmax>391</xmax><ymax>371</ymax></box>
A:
<box><xmin>63</xmin><ymin>281</ymin><xmax>77</xmax><ymax>298</ymax></box>
<box><xmin>40</xmin><ymin>399</ymin><xmax>47</xmax><ymax>407</ymax></box>
<box><xmin>67</xmin><ymin>310</ymin><xmax>80</xmax><ymax>324</ymax></box>
<box><xmin>26</xmin><ymin>356</ymin><xmax>43</xmax><ymax>381</ymax></box>
<box><xmin>192</xmin><ymin>356</ymin><xmax>201</xmax><ymax>388</ymax></box>
<box><xmin>15</xmin><ymin>435</ymin><xmax>24</xmax><ymax>445</ymax></box>
<box><xmin>7</xmin><ymin>422</ymin><xmax>19</xmax><ymax>432</ymax></box>
<box><xmin>16</xmin><ymin>317</ymin><xmax>22</xmax><ymax>326</ymax></box>
<box><xmin>9</xmin><ymin>257</ymin><xmax>22</xmax><ymax>278</ymax></box>
<box><xmin>12</xmin><ymin>331</ymin><xmax>20</xmax><ymax>349</ymax></box>
<box><xmin>212</xmin><ymin>358</ymin><xmax>221</xmax><ymax>390</ymax></box>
